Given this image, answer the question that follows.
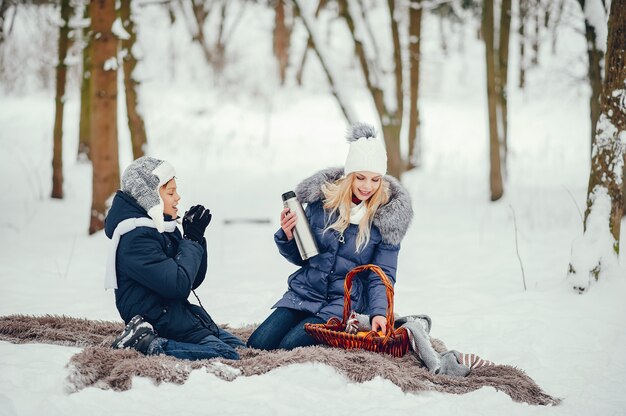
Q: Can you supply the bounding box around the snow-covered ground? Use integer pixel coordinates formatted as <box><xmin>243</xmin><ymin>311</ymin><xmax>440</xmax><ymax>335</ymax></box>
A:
<box><xmin>0</xmin><ymin>3</ymin><xmax>625</xmax><ymax>415</ymax></box>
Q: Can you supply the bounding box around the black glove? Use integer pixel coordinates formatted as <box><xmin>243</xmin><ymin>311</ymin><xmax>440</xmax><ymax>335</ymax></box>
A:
<box><xmin>183</xmin><ymin>205</ymin><xmax>212</xmax><ymax>242</ymax></box>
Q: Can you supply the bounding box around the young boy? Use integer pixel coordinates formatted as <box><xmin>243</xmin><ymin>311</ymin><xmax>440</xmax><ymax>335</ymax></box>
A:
<box><xmin>105</xmin><ymin>156</ymin><xmax>245</xmax><ymax>360</ymax></box>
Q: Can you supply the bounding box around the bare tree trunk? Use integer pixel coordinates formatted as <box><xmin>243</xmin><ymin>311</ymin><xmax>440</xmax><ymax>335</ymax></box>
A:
<box><xmin>121</xmin><ymin>0</ymin><xmax>148</xmax><ymax>159</ymax></box>
<box><xmin>0</xmin><ymin>0</ymin><xmax>13</xmax><ymax>45</ymax></box>
<box><xmin>438</xmin><ymin>16</ymin><xmax>447</xmax><ymax>56</ymax></box>
<box><xmin>531</xmin><ymin>0</ymin><xmax>540</xmax><ymax>66</ymax></box>
<box><xmin>78</xmin><ymin>3</ymin><xmax>92</xmax><ymax>161</ymax></box>
<box><xmin>294</xmin><ymin>0</ymin><xmax>324</xmax><ymax>86</ymax></box>
<box><xmin>295</xmin><ymin>38</ymin><xmax>310</xmax><ymax>86</ymax></box>
<box><xmin>407</xmin><ymin>0</ymin><xmax>422</xmax><ymax>170</ymax></box>
<box><xmin>385</xmin><ymin>0</ymin><xmax>404</xmax><ymax>179</ymax></box>
<box><xmin>568</xmin><ymin>0</ymin><xmax>625</xmax><ymax>291</ymax></box>
<box><xmin>213</xmin><ymin>0</ymin><xmax>227</xmax><ymax>76</ymax></box>
<box><xmin>337</xmin><ymin>0</ymin><xmax>385</xmax><ymax>118</ymax></box>
<box><xmin>388</xmin><ymin>0</ymin><xmax>403</xmax><ymax>121</ymax></box>
<box><xmin>519</xmin><ymin>0</ymin><xmax>527</xmax><ymax>88</ymax></box>
<box><xmin>584</xmin><ymin>20</ymin><xmax>603</xmax><ymax>156</ymax></box>
<box><xmin>166</xmin><ymin>2</ymin><xmax>177</xmax><ymax>81</ymax></box>
<box><xmin>355</xmin><ymin>0</ymin><xmax>382</xmax><ymax>62</ymax></box>
<box><xmin>584</xmin><ymin>0</ymin><xmax>625</xmax><ymax>240</ymax></box>
<box><xmin>51</xmin><ymin>0</ymin><xmax>71</xmax><ymax>199</ymax></box>
<box><xmin>294</xmin><ymin>0</ymin><xmax>357</xmax><ymax>124</ymax></box>
<box><xmin>484</xmin><ymin>0</ymin><xmax>504</xmax><ymax>201</ymax></box>
<box><xmin>273</xmin><ymin>0</ymin><xmax>290</xmax><ymax>85</ymax></box>
<box><xmin>498</xmin><ymin>0</ymin><xmax>512</xmax><ymax>171</ymax></box>
<box><xmin>183</xmin><ymin>0</ymin><xmax>244</xmax><ymax>79</ymax></box>
<box><xmin>574</xmin><ymin>0</ymin><xmax>605</xmax><ymax>155</ymax></box>
<box><xmin>187</xmin><ymin>0</ymin><xmax>213</xmax><ymax>64</ymax></box>
<box><xmin>89</xmin><ymin>0</ymin><xmax>119</xmax><ymax>235</ymax></box>
<box><xmin>550</xmin><ymin>0</ymin><xmax>565</xmax><ymax>53</ymax></box>
<box><xmin>382</xmin><ymin>121</ymin><xmax>403</xmax><ymax>179</ymax></box>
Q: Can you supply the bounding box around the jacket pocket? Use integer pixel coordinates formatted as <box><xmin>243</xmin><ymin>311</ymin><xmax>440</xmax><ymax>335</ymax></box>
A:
<box><xmin>144</xmin><ymin>304</ymin><xmax>171</xmax><ymax>338</ymax></box>
<box><xmin>145</xmin><ymin>304</ymin><xmax>169</xmax><ymax>322</ymax></box>
<box><xmin>188</xmin><ymin>303</ymin><xmax>218</xmax><ymax>334</ymax></box>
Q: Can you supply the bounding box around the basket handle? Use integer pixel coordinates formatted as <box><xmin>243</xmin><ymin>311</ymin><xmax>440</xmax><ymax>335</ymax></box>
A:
<box><xmin>343</xmin><ymin>264</ymin><xmax>396</xmax><ymax>341</ymax></box>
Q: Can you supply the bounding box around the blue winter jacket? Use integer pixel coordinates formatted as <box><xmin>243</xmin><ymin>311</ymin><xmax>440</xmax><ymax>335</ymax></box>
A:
<box><xmin>273</xmin><ymin>168</ymin><xmax>413</xmax><ymax>322</ymax></box>
<box><xmin>105</xmin><ymin>191</ymin><xmax>219</xmax><ymax>343</ymax></box>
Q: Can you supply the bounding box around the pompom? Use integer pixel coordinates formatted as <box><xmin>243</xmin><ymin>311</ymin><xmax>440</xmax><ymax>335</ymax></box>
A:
<box><xmin>346</xmin><ymin>122</ymin><xmax>377</xmax><ymax>143</ymax></box>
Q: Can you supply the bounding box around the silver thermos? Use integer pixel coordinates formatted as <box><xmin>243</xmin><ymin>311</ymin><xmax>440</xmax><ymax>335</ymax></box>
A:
<box><xmin>282</xmin><ymin>191</ymin><xmax>319</xmax><ymax>260</ymax></box>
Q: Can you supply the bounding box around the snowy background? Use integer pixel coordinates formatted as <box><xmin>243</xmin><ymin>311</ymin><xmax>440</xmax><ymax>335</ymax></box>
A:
<box><xmin>0</xmin><ymin>2</ymin><xmax>625</xmax><ymax>415</ymax></box>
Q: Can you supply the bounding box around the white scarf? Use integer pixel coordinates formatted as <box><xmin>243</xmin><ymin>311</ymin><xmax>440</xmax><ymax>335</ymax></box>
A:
<box><xmin>104</xmin><ymin>217</ymin><xmax>178</xmax><ymax>290</ymax></box>
<box><xmin>350</xmin><ymin>201</ymin><xmax>367</xmax><ymax>225</ymax></box>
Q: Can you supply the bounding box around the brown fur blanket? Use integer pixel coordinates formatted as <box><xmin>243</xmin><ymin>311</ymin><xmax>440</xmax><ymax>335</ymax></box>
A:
<box><xmin>0</xmin><ymin>315</ymin><xmax>560</xmax><ymax>405</ymax></box>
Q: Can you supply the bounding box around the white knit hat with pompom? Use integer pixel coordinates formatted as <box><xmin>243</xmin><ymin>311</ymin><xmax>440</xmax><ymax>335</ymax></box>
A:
<box><xmin>344</xmin><ymin>122</ymin><xmax>387</xmax><ymax>177</ymax></box>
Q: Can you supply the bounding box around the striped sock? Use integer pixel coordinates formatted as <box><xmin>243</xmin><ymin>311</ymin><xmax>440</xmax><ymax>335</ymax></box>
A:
<box><xmin>458</xmin><ymin>352</ymin><xmax>495</xmax><ymax>370</ymax></box>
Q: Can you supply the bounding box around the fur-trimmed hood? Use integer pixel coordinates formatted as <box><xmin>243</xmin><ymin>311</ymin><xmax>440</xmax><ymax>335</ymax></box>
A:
<box><xmin>294</xmin><ymin>167</ymin><xmax>413</xmax><ymax>246</ymax></box>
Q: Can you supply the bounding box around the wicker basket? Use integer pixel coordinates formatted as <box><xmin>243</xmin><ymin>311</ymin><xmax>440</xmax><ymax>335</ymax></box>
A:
<box><xmin>304</xmin><ymin>264</ymin><xmax>410</xmax><ymax>357</ymax></box>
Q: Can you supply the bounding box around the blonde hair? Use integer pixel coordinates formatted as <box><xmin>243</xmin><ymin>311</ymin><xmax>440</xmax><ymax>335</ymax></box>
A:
<box><xmin>321</xmin><ymin>173</ymin><xmax>390</xmax><ymax>251</ymax></box>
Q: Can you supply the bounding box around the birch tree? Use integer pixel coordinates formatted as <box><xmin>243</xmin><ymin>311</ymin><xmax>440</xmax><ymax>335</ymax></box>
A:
<box><xmin>567</xmin><ymin>0</ymin><xmax>625</xmax><ymax>292</ymax></box>
<box><xmin>51</xmin><ymin>0</ymin><xmax>71</xmax><ymax>199</ymax></box>
<box><xmin>89</xmin><ymin>0</ymin><xmax>119</xmax><ymax>235</ymax></box>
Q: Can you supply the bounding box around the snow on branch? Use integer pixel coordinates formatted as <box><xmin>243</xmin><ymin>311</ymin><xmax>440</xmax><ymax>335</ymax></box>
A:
<box><xmin>103</xmin><ymin>56</ymin><xmax>118</xmax><ymax>71</ymax></box>
<box><xmin>583</xmin><ymin>0</ymin><xmax>608</xmax><ymax>52</ymax></box>
<box><xmin>112</xmin><ymin>17</ymin><xmax>130</xmax><ymax>40</ymax></box>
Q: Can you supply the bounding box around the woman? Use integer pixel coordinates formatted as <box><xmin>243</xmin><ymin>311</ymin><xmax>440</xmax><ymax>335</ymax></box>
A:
<box><xmin>106</xmin><ymin>156</ymin><xmax>245</xmax><ymax>360</ymax></box>
<box><xmin>248</xmin><ymin>123</ymin><xmax>413</xmax><ymax>350</ymax></box>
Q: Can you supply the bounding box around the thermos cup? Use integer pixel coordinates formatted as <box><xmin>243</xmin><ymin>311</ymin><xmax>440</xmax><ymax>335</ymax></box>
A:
<box><xmin>282</xmin><ymin>191</ymin><xmax>319</xmax><ymax>260</ymax></box>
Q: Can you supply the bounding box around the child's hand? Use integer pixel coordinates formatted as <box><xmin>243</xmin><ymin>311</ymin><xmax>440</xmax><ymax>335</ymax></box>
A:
<box><xmin>183</xmin><ymin>205</ymin><xmax>212</xmax><ymax>242</ymax></box>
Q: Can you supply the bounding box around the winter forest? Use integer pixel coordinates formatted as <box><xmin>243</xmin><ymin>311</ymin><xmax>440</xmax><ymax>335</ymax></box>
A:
<box><xmin>0</xmin><ymin>0</ymin><xmax>625</xmax><ymax>414</ymax></box>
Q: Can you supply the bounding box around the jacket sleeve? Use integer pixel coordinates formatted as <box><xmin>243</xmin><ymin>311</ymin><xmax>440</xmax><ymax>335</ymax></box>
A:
<box><xmin>119</xmin><ymin>228</ymin><xmax>205</xmax><ymax>300</ymax></box>
<box><xmin>191</xmin><ymin>237</ymin><xmax>208</xmax><ymax>290</ymax></box>
<box><xmin>274</xmin><ymin>229</ymin><xmax>307</xmax><ymax>266</ymax></box>
<box><xmin>367</xmin><ymin>242</ymin><xmax>400</xmax><ymax>319</ymax></box>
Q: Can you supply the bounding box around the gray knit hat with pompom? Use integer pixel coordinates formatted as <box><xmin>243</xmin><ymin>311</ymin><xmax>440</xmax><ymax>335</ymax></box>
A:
<box><xmin>121</xmin><ymin>156</ymin><xmax>176</xmax><ymax>232</ymax></box>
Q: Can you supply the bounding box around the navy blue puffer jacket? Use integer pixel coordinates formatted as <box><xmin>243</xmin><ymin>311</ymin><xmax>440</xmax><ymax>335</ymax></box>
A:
<box><xmin>105</xmin><ymin>191</ymin><xmax>218</xmax><ymax>343</ymax></box>
<box><xmin>273</xmin><ymin>168</ymin><xmax>413</xmax><ymax>322</ymax></box>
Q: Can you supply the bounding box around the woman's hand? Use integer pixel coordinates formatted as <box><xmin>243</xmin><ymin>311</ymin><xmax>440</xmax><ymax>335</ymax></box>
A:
<box><xmin>371</xmin><ymin>315</ymin><xmax>387</xmax><ymax>334</ymax></box>
<box><xmin>280</xmin><ymin>207</ymin><xmax>297</xmax><ymax>241</ymax></box>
